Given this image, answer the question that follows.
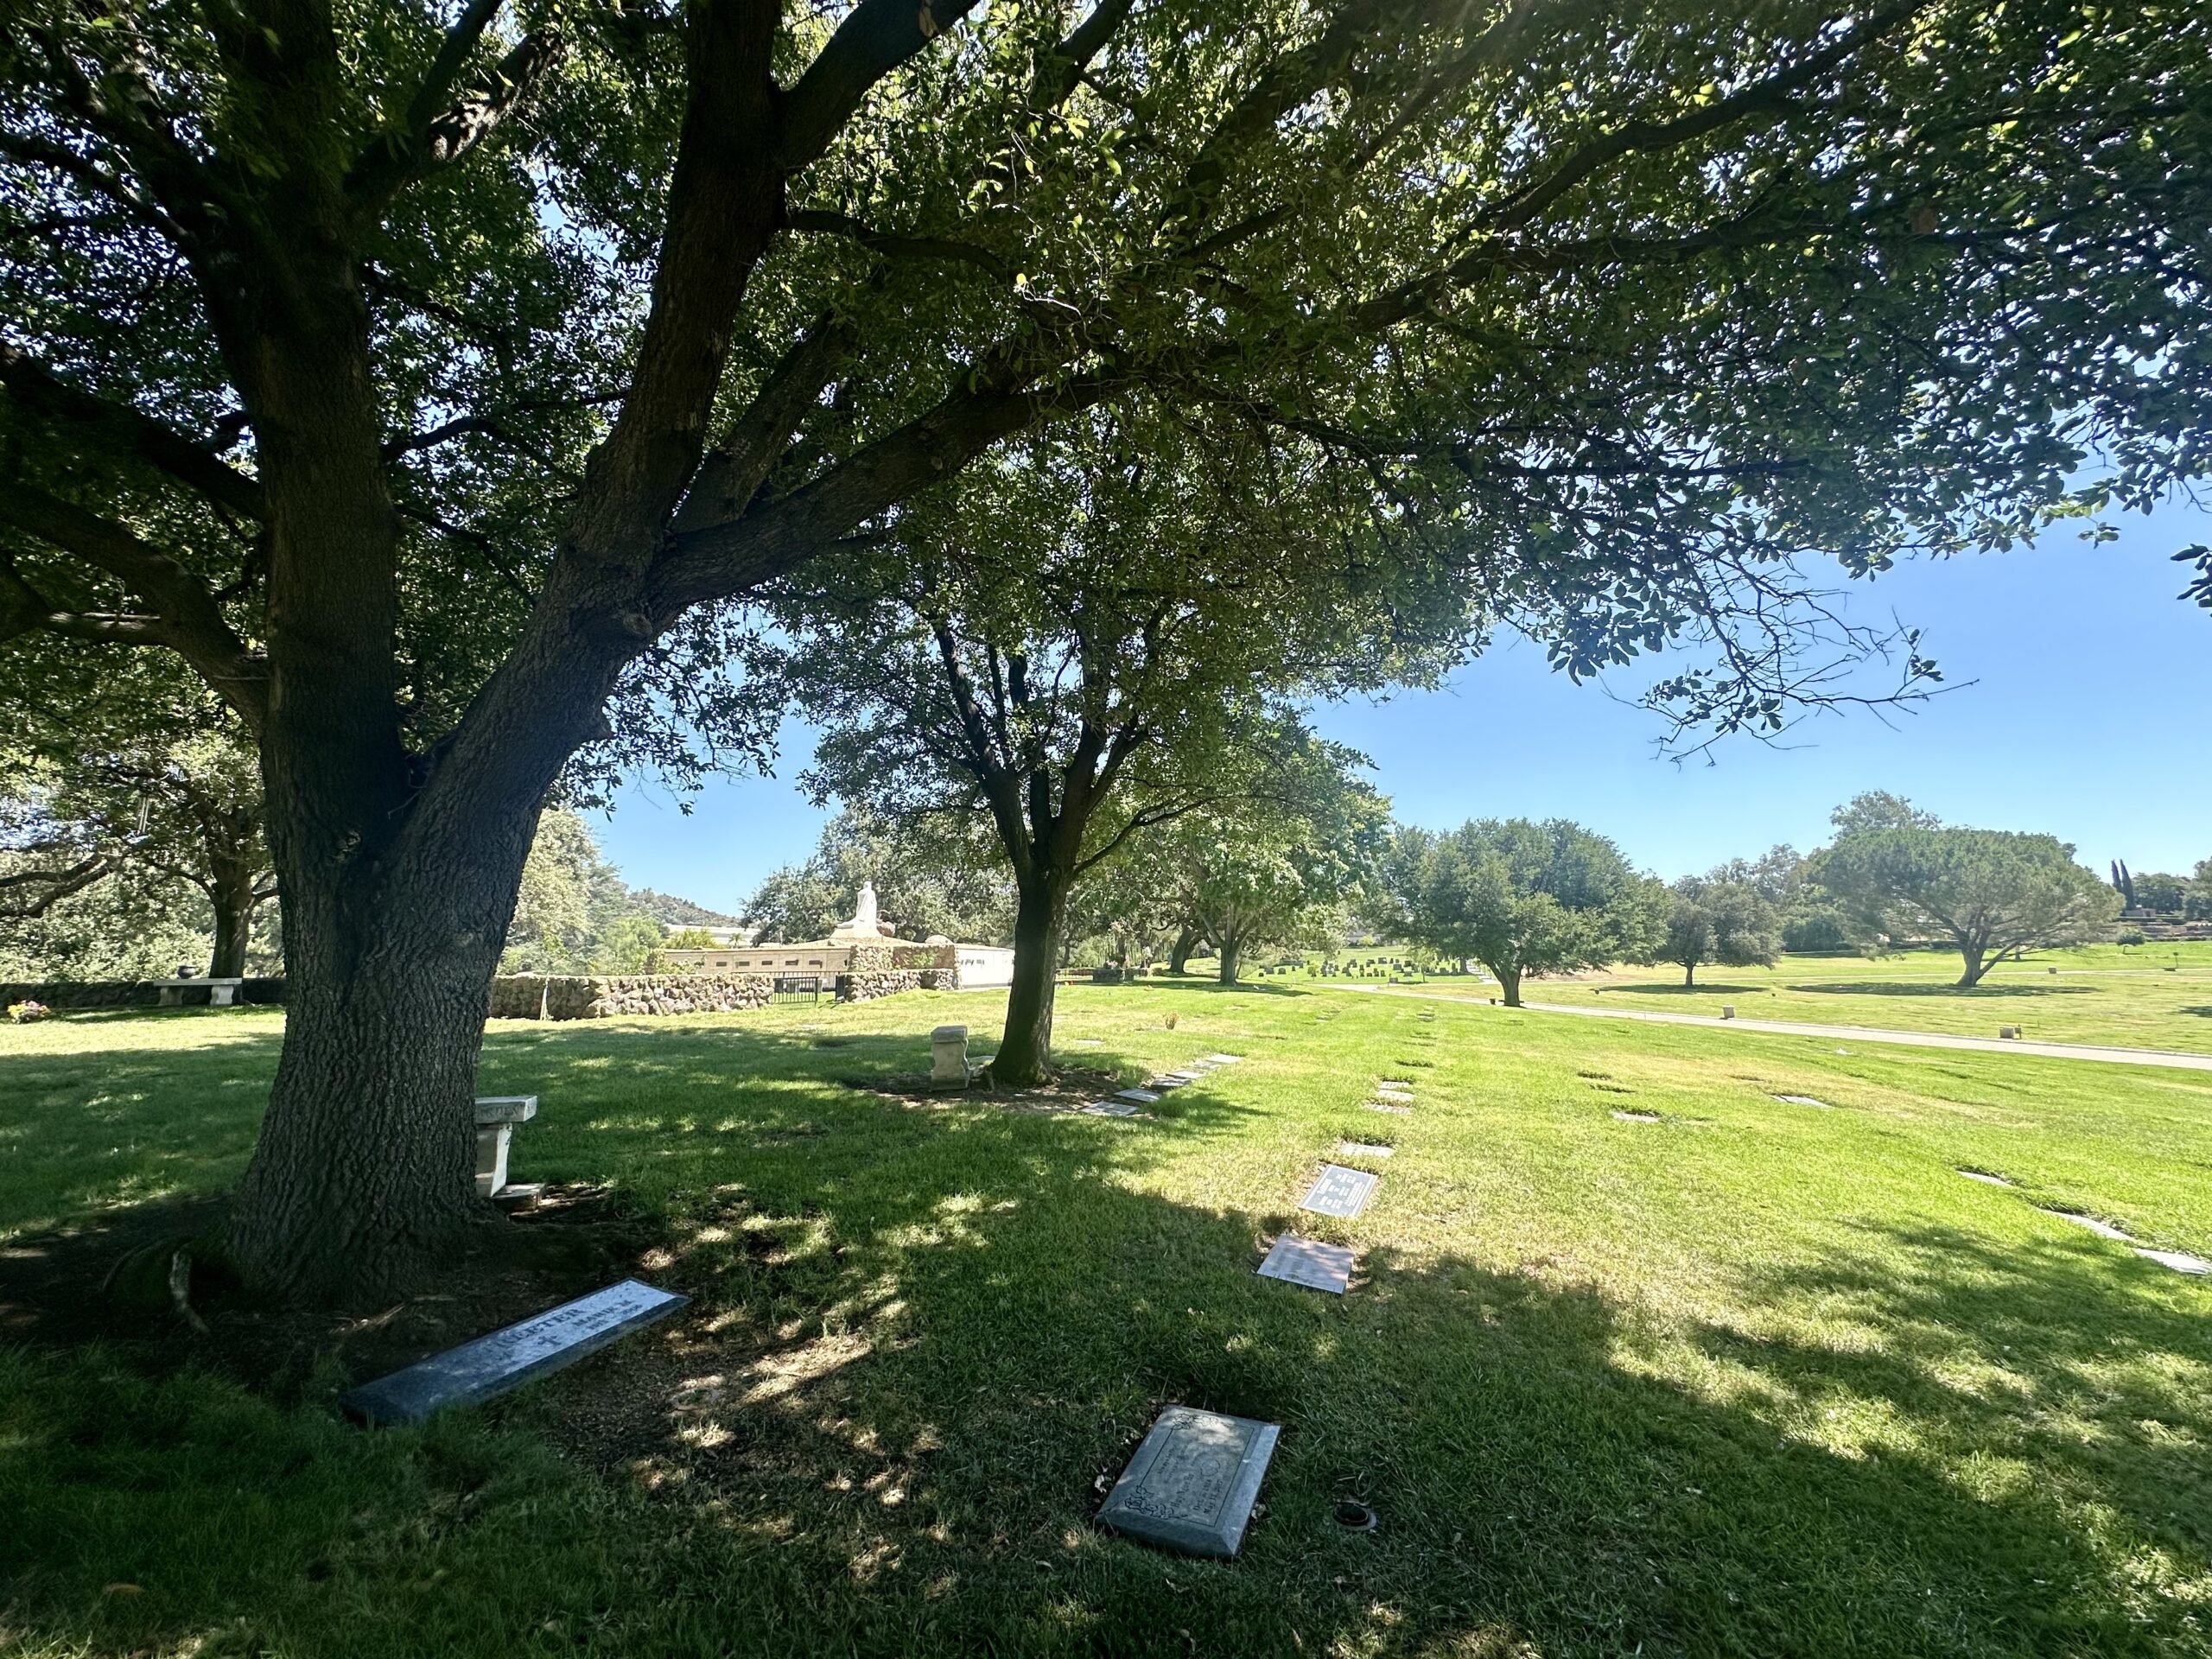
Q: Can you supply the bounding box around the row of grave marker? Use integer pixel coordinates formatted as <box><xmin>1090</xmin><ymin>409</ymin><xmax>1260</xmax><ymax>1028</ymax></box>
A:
<box><xmin>1103</xmin><ymin>1046</ymin><xmax>1427</xmax><ymax>1554</ymax></box>
<box><xmin>1080</xmin><ymin>1052</ymin><xmax>1244</xmax><ymax>1116</ymax></box>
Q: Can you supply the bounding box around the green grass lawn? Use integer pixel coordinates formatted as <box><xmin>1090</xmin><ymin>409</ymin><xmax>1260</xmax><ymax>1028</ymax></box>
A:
<box><xmin>3</xmin><ymin>983</ymin><xmax>2210</xmax><ymax>1656</ymax></box>
<box><xmin>1231</xmin><ymin>943</ymin><xmax>2212</xmax><ymax>1055</ymax></box>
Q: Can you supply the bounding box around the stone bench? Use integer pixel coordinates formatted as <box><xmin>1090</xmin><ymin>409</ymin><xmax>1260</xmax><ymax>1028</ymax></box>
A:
<box><xmin>474</xmin><ymin>1095</ymin><xmax>540</xmax><ymax>1205</ymax></box>
<box><xmin>148</xmin><ymin>976</ymin><xmax>246</xmax><ymax>1007</ymax></box>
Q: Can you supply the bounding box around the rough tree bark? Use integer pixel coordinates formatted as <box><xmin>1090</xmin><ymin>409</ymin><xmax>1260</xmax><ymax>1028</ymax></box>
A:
<box><xmin>1217</xmin><ymin>934</ymin><xmax>1243</xmax><ymax>984</ymax></box>
<box><xmin>1168</xmin><ymin>925</ymin><xmax>1200</xmax><ymax>976</ymax></box>
<box><xmin>1496</xmin><ymin>963</ymin><xmax>1523</xmax><ymax>1007</ymax></box>
<box><xmin>993</xmin><ymin>869</ymin><xmax>1071</xmax><ymax>1086</ymax></box>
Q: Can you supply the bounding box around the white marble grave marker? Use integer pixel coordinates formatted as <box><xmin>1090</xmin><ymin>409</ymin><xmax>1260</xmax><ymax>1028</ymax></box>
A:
<box><xmin>1258</xmin><ymin>1235</ymin><xmax>1355</xmax><ymax>1294</ymax></box>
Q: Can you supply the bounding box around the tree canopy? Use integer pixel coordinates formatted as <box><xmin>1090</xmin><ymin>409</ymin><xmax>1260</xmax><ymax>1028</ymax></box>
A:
<box><xmin>1811</xmin><ymin>794</ymin><xmax>2120</xmax><ymax>984</ymax></box>
<box><xmin>1656</xmin><ymin>873</ymin><xmax>1783</xmax><ymax>987</ymax></box>
<box><xmin>1390</xmin><ymin>817</ymin><xmax>1665</xmax><ymax>1004</ymax></box>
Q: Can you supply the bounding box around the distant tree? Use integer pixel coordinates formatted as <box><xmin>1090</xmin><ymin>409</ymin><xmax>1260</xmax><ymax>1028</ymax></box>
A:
<box><xmin>661</xmin><ymin>926</ymin><xmax>719</xmax><ymax>950</ymax></box>
<box><xmin>2193</xmin><ymin>861</ymin><xmax>2212</xmax><ymax>924</ymax></box>
<box><xmin>1658</xmin><ymin>874</ymin><xmax>1783</xmax><ymax>987</ymax></box>
<box><xmin>1831</xmin><ymin>792</ymin><xmax>1943</xmax><ymax>838</ymax></box>
<box><xmin>2</xmin><ymin>683</ymin><xmax>276</xmax><ymax>976</ymax></box>
<box><xmin>628</xmin><ymin>891</ymin><xmax>740</xmax><ymax>931</ymax></box>
<box><xmin>2126</xmin><ymin>871</ymin><xmax>2190</xmax><ymax>917</ymax></box>
<box><xmin>1812</xmin><ymin>806</ymin><xmax>2120</xmax><ymax>986</ymax></box>
<box><xmin>741</xmin><ymin>812</ymin><xmax>1014</xmax><ymax>947</ymax></box>
<box><xmin>1395</xmin><ymin>820</ymin><xmax>1666</xmax><ymax>1007</ymax></box>
<box><xmin>773</xmin><ymin>414</ymin><xmax>1456</xmax><ymax>1083</ymax></box>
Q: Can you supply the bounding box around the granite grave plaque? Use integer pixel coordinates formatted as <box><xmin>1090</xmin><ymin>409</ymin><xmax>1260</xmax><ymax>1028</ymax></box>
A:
<box><xmin>1299</xmin><ymin>1163</ymin><xmax>1380</xmax><ymax>1218</ymax></box>
<box><xmin>1257</xmin><ymin>1234</ymin><xmax>1355</xmax><ymax>1294</ymax></box>
<box><xmin>1335</xmin><ymin>1141</ymin><xmax>1394</xmax><ymax>1160</ymax></box>
<box><xmin>340</xmin><ymin>1279</ymin><xmax>689</xmax><ymax>1426</ymax></box>
<box><xmin>1116</xmin><ymin>1087</ymin><xmax>1161</xmax><ymax>1105</ymax></box>
<box><xmin>1205</xmin><ymin>1054</ymin><xmax>1243</xmax><ymax>1065</ymax></box>
<box><xmin>1773</xmin><ymin>1094</ymin><xmax>1829</xmax><ymax>1108</ymax></box>
<box><xmin>1144</xmin><ymin>1076</ymin><xmax>1188</xmax><ymax>1090</ymax></box>
<box><xmin>1096</xmin><ymin>1405</ymin><xmax>1281</xmax><ymax>1559</ymax></box>
<box><xmin>1084</xmin><ymin>1099</ymin><xmax>1141</xmax><ymax>1117</ymax></box>
<box><xmin>1364</xmin><ymin>1101</ymin><xmax>1411</xmax><ymax>1116</ymax></box>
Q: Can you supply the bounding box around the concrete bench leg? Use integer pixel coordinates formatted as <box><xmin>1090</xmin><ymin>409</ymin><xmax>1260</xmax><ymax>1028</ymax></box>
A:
<box><xmin>211</xmin><ymin>983</ymin><xmax>238</xmax><ymax>1007</ymax></box>
<box><xmin>475</xmin><ymin>1123</ymin><xmax>513</xmax><ymax>1198</ymax></box>
<box><xmin>157</xmin><ymin>986</ymin><xmax>181</xmax><ymax>1007</ymax></box>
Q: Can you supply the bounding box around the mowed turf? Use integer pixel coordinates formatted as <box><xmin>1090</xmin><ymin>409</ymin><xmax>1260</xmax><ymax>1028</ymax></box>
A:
<box><xmin>1293</xmin><ymin>942</ymin><xmax>2212</xmax><ymax>1056</ymax></box>
<box><xmin>3</xmin><ymin>982</ymin><xmax>2209</xmax><ymax>1657</ymax></box>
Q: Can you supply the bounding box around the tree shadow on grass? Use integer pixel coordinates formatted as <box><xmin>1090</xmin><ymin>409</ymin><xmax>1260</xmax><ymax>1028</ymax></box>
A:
<box><xmin>9</xmin><ymin>1154</ymin><xmax>2208</xmax><ymax>1654</ymax></box>
<box><xmin>6</xmin><ymin>1015</ymin><xmax>2208</xmax><ymax>1656</ymax></box>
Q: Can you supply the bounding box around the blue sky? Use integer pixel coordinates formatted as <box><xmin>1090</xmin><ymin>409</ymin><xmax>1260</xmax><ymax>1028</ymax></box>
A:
<box><xmin>596</xmin><ymin>498</ymin><xmax>2211</xmax><ymax>913</ymax></box>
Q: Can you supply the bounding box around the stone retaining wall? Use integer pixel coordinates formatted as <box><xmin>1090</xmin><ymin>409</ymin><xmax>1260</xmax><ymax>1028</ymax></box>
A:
<box><xmin>837</xmin><ymin>969</ymin><xmax>928</xmax><ymax>1003</ymax></box>
<box><xmin>488</xmin><ymin>973</ymin><xmax>774</xmax><ymax>1020</ymax></box>
<box><xmin>0</xmin><ymin>977</ymin><xmax>285</xmax><ymax>1009</ymax></box>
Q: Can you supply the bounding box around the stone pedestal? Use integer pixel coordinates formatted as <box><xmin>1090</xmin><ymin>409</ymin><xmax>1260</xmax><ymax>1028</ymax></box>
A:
<box><xmin>931</xmin><ymin>1025</ymin><xmax>969</xmax><ymax>1089</ymax></box>
<box><xmin>474</xmin><ymin>1094</ymin><xmax>538</xmax><ymax>1198</ymax></box>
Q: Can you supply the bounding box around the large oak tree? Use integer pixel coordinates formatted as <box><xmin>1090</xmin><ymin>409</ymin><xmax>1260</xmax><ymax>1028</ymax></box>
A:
<box><xmin>3</xmin><ymin>0</ymin><xmax>2207</xmax><ymax>1300</ymax></box>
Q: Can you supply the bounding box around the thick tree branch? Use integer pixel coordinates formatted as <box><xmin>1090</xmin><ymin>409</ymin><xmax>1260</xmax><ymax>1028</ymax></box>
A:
<box><xmin>784</xmin><ymin>208</ymin><xmax>1013</xmax><ymax>280</ymax></box>
<box><xmin>346</xmin><ymin>24</ymin><xmax>565</xmax><ymax>205</ymax></box>
<box><xmin>0</xmin><ymin>346</ymin><xmax>264</xmax><ymax>520</ymax></box>
<box><xmin>0</xmin><ymin>487</ymin><xmax>267</xmax><ymax>726</ymax></box>
<box><xmin>776</xmin><ymin>0</ymin><xmax>986</xmax><ymax>175</ymax></box>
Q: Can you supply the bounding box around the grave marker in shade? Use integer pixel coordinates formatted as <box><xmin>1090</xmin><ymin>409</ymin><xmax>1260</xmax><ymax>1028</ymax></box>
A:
<box><xmin>1084</xmin><ymin>1100</ymin><xmax>1141</xmax><ymax>1117</ymax></box>
<box><xmin>1258</xmin><ymin>1234</ymin><xmax>1355</xmax><ymax>1294</ymax></box>
<box><xmin>1299</xmin><ymin>1164</ymin><xmax>1380</xmax><ymax>1219</ymax></box>
<box><xmin>1116</xmin><ymin>1087</ymin><xmax>1161</xmax><ymax>1104</ymax></box>
<box><xmin>1096</xmin><ymin>1406</ymin><xmax>1280</xmax><ymax>1559</ymax></box>
<box><xmin>340</xmin><ymin>1280</ymin><xmax>688</xmax><ymax>1427</ymax></box>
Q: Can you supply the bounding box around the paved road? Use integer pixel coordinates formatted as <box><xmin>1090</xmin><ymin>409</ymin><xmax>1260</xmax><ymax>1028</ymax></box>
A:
<box><xmin>1325</xmin><ymin>984</ymin><xmax>2212</xmax><ymax>1072</ymax></box>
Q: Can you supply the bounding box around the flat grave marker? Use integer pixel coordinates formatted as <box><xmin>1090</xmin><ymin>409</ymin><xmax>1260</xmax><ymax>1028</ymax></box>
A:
<box><xmin>1258</xmin><ymin>1234</ymin><xmax>1356</xmax><ymax>1294</ymax></box>
<box><xmin>1205</xmin><ymin>1053</ymin><xmax>1243</xmax><ymax>1065</ymax></box>
<box><xmin>340</xmin><ymin>1279</ymin><xmax>688</xmax><ymax>1427</ymax></box>
<box><xmin>1957</xmin><ymin>1168</ymin><xmax>2014</xmax><ymax>1186</ymax></box>
<box><xmin>2135</xmin><ymin>1247</ymin><xmax>2212</xmax><ymax>1275</ymax></box>
<box><xmin>1300</xmin><ymin>1163</ymin><xmax>1380</xmax><ymax>1219</ymax></box>
<box><xmin>1084</xmin><ymin>1100</ymin><xmax>1141</xmax><ymax>1118</ymax></box>
<box><xmin>1612</xmin><ymin>1109</ymin><xmax>1662</xmax><ymax>1123</ymax></box>
<box><xmin>2051</xmin><ymin>1211</ymin><xmax>2131</xmax><ymax>1242</ymax></box>
<box><xmin>1145</xmin><ymin>1076</ymin><xmax>1189</xmax><ymax>1090</ymax></box>
<box><xmin>1773</xmin><ymin>1094</ymin><xmax>1830</xmax><ymax>1108</ymax></box>
<box><xmin>1096</xmin><ymin>1405</ymin><xmax>1281</xmax><ymax>1559</ymax></box>
<box><xmin>1335</xmin><ymin>1141</ymin><xmax>1394</xmax><ymax>1160</ymax></box>
<box><xmin>1115</xmin><ymin>1087</ymin><xmax>1161</xmax><ymax>1105</ymax></box>
<box><xmin>1364</xmin><ymin>1101</ymin><xmax>1412</xmax><ymax>1116</ymax></box>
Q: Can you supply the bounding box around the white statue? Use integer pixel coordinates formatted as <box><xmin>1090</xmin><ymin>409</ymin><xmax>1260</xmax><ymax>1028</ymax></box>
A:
<box><xmin>830</xmin><ymin>880</ymin><xmax>886</xmax><ymax>942</ymax></box>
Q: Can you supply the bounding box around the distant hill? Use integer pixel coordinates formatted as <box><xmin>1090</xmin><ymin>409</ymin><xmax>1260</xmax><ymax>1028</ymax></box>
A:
<box><xmin>626</xmin><ymin>887</ymin><xmax>740</xmax><ymax>928</ymax></box>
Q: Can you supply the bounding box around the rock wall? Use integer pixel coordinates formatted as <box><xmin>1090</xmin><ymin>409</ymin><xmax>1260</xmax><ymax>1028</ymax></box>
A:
<box><xmin>488</xmin><ymin>973</ymin><xmax>773</xmax><ymax>1020</ymax></box>
<box><xmin>0</xmin><ymin>977</ymin><xmax>285</xmax><ymax>1009</ymax></box>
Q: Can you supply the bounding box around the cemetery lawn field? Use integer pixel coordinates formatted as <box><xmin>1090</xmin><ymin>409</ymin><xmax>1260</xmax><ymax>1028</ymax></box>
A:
<box><xmin>3</xmin><ymin>983</ymin><xmax>2209</xmax><ymax>1656</ymax></box>
<box><xmin>1335</xmin><ymin>943</ymin><xmax>2212</xmax><ymax>1056</ymax></box>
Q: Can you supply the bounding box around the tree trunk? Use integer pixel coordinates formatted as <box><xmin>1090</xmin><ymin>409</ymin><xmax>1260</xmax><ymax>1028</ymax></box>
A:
<box><xmin>992</xmin><ymin>872</ymin><xmax>1069</xmax><ymax>1086</ymax></box>
<box><xmin>227</xmin><ymin>772</ymin><xmax>543</xmax><ymax>1304</ymax></box>
<box><xmin>205</xmin><ymin>855</ymin><xmax>262</xmax><ymax>980</ymax></box>
<box><xmin>1497</xmin><ymin>963</ymin><xmax>1522</xmax><ymax>1007</ymax></box>
<box><xmin>1956</xmin><ymin>943</ymin><xmax>1988</xmax><ymax>988</ymax></box>
<box><xmin>1217</xmin><ymin>934</ymin><xmax>1243</xmax><ymax>984</ymax></box>
<box><xmin>1169</xmin><ymin>925</ymin><xmax>1200</xmax><ymax>976</ymax></box>
<box><xmin>1683</xmin><ymin>962</ymin><xmax>1695</xmax><ymax>988</ymax></box>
